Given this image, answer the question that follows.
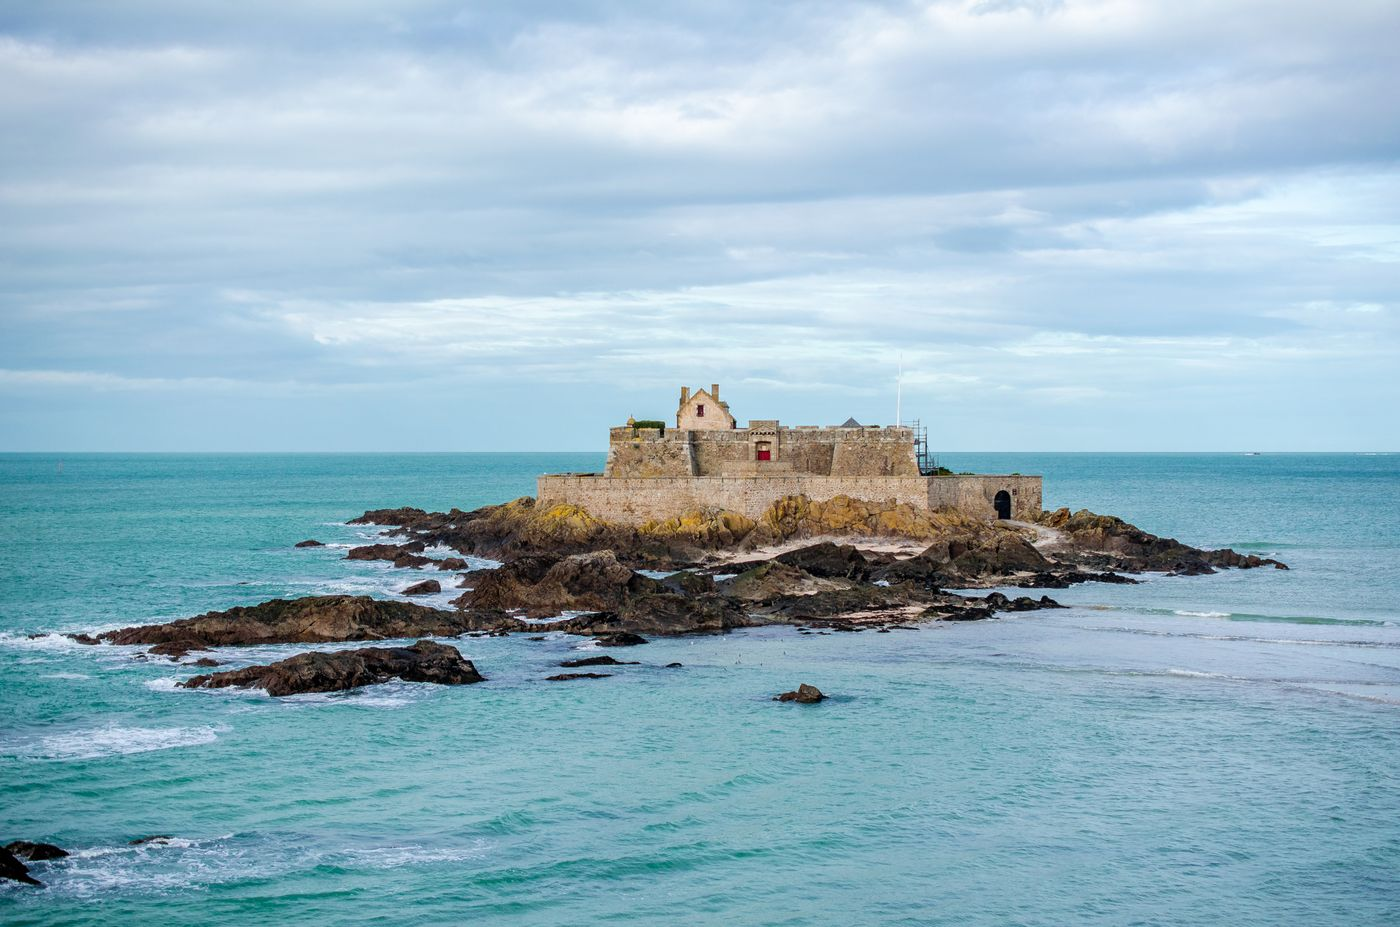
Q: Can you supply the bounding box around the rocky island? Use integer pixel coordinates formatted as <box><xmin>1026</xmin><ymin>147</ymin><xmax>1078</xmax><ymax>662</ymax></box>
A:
<box><xmin>69</xmin><ymin>385</ymin><xmax>1285</xmax><ymax>700</ymax></box>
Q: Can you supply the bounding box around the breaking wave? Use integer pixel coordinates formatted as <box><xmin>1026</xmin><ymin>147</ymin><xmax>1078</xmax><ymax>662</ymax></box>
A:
<box><xmin>2</xmin><ymin>724</ymin><xmax>223</xmax><ymax>762</ymax></box>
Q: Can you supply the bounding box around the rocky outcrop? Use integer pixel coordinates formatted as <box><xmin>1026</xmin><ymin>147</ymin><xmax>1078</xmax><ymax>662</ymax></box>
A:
<box><xmin>774</xmin><ymin>542</ymin><xmax>872</xmax><ymax>580</ymax></box>
<box><xmin>547</xmin><ymin>672</ymin><xmax>612</xmax><ymax>681</ymax></box>
<box><xmin>460</xmin><ymin>551</ymin><xmax>661</xmax><ymax>616</ymax></box>
<box><xmin>5</xmin><ymin>841</ymin><xmax>67</xmax><ymax>861</ymax></box>
<box><xmin>148</xmin><ymin>639</ymin><xmax>207</xmax><ymax>658</ymax></box>
<box><xmin>349</xmin><ymin>495</ymin><xmax>981</xmax><ymax>568</ymax></box>
<box><xmin>1037</xmin><ymin>508</ymin><xmax>1288</xmax><ymax>573</ymax></box>
<box><xmin>180</xmin><ymin>640</ymin><xmax>484</xmax><ymax>696</ymax></box>
<box><xmin>346</xmin><ymin>541</ymin><xmax>425</xmax><ymax>561</ymax></box>
<box><xmin>97</xmin><ymin>596</ymin><xmax>474</xmax><ymax>648</ymax></box>
<box><xmin>1</xmin><ymin>847</ymin><xmax>42</xmax><ymax>885</ymax></box>
<box><xmin>775</xmin><ymin>683</ymin><xmax>824</xmax><ymax>703</ymax></box>
<box><xmin>294</xmin><ymin>539</ymin><xmax>324</xmax><ymax>548</ymax></box>
<box><xmin>400</xmin><ymin>579</ymin><xmax>441</xmax><ymax>596</ymax></box>
<box><xmin>721</xmin><ymin>561</ymin><xmax>853</xmax><ymax>602</ymax></box>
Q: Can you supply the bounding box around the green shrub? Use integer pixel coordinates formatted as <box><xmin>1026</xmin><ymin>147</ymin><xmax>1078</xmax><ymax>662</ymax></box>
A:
<box><xmin>632</xmin><ymin>420</ymin><xmax>666</xmax><ymax>435</ymax></box>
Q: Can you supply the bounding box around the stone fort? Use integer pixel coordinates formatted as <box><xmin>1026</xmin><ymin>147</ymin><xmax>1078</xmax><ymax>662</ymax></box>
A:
<box><xmin>536</xmin><ymin>384</ymin><xmax>1042</xmax><ymax>524</ymax></box>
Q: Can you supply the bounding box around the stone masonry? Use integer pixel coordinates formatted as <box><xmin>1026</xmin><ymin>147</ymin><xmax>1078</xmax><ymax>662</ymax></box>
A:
<box><xmin>538</xmin><ymin>384</ymin><xmax>1043</xmax><ymax>523</ymax></box>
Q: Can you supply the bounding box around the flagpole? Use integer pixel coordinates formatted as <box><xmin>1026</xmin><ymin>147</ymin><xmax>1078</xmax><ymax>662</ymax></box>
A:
<box><xmin>896</xmin><ymin>354</ymin><xmax>903</xmax><ymax>427</ymax></box>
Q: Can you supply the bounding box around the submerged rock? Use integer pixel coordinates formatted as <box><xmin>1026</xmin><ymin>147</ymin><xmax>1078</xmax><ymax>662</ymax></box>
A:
<box><xmin>774</xmin><ymin>683</ymin><xmax>825</xmax><ymax>703</ymax></box>
<box><xmin>128</xmin><ymin>835</ymin><xmax>174</xmax><ymax>846</ymax></box>
<box><xmin>97</xmin><ymin>595</ymin><xmax>474</xmax><ymax>647</ymax></box>
<box><xmin>4</xmin><ymin>841</ymin><xmax>68</xmax><ymax>861</ymax></box>
<box><xmin>559</xmin><ymin>655</ymin><xmax>638</xmax><ymax>668</ymax></box>
<box><xmin>546</xmin><ymin>672</ymin><xmax>612</xmax><ymax>681</ymax></box>
<box><xmin>593</xmin><ymin>631</ymin><xmax>649</xmax><ymax>647</ymax></box>
<box><xmin>294</xmin><ymin>539</ymin><xmax>325</xmax><ymax>548</ymax></box>
<box><xmin>180</xmin><ymin>640</ymin><xmax>485</xmax><ymax>697</ymax></box>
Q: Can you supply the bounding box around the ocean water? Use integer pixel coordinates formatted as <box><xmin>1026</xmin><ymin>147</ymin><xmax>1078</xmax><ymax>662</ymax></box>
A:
<box><xmin>1</xmin><ymin>452</ymin><xmax>1398</xmax><ymax>926</ymax></box>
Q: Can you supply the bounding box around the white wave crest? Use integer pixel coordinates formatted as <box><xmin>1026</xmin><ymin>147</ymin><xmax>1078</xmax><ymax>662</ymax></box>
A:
<box><xmin>3</xmin><ymin>724</ymin><xmax>223</xmax><ymax>761</ymax></box>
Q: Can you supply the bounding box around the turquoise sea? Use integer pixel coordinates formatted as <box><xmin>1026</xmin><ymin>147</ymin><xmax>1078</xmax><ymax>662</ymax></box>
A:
<box><xmin>2</xmin><ymin>452</ymin><xmax>1398</xmax><ymax>926</ymax></box>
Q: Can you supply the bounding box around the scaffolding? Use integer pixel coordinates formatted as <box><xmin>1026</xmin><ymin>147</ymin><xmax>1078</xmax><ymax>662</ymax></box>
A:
<box><xmin>907</xmin><ymin>419</ymin><xmax>939</xmax><ymax>476</ymax></box>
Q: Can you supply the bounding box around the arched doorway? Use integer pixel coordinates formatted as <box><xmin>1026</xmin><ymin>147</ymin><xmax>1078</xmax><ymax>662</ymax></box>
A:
<box><xmin>993</xmin><ymin>490</ymin><xmax>1012</xmax><ymax>520</ymax></box>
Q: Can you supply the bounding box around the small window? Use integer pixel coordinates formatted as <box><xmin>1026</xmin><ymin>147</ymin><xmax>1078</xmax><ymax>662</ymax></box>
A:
<box><xmin>696</xmin><ymin>404</ymin><xmax>705</xmax><ymax>417</ymax></box>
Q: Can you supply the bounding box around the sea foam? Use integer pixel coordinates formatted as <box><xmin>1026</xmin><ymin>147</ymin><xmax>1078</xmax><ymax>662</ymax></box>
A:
<box><xmin>2</xmin><ymin>724</ymin><xmax>223</xmax><ymax>762</ymax></box>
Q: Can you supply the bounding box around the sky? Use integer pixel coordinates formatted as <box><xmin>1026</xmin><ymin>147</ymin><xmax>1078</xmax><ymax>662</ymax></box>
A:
<box><xmin>1</xmin><ymin>0</ymin><xmax>1397</xmax><ymax>452</ymax></box>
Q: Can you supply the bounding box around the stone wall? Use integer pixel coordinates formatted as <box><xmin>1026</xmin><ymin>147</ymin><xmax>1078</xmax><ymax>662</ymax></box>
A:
<box><xmin>605</xmin><ymin>424</ymin><xmax>920</xmax><ymax>478</ymax></box>
<box><xmin>826</xmin><ymin>427</ymin><xmax>920</xmax><ymax>476</ymax></box>
<box><xmin>536</xmin><ymin>472</ymin><xmax>1044</xmax><ymax>524</ymax></box>
<box><xmin>605</xmin><ymin>427</ymin><xmax>694</xmax><ymax>477</ymax></box>
<box><xmin>927</xmin><ymin>475</ymin><xmax>1043</xmax><ymax>521</ymax></box>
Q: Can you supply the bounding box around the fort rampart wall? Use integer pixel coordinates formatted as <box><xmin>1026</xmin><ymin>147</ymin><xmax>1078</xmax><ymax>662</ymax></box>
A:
<box><xmin>536</xmin><ymin>473</ymin><xmax>1043</xmax><ymax>524</ymax></box>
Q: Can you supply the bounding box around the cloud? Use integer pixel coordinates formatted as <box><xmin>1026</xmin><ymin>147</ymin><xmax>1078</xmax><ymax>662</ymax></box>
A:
<box><xmin>0</xmin><ymin>0</ymin><xmax>1397</xmax><ymax>449</ymax></box>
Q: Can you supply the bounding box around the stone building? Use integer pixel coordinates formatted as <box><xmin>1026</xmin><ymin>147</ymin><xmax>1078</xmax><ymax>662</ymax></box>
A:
<box><xmin>537</xmin><ymin>384</ymin><xmax>1042</xmax><ymax>524</ymax></box>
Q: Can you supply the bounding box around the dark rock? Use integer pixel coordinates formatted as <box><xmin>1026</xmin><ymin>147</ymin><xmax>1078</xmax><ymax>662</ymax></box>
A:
<box><xmin>527</xmin><ymin>635</ymin><xmax>548</xmax><ymax>641</ymax></box>
<box><xmin>69</xmin><ymin>633</ymin><xmax>100</xmax><ymax>645</ymax></box>
<box><xmin>149</xmin><ymin>639</ymin><xmax>205</xmax><ymax>658</ymax></box>
<box><xmin>593</xmin><ymin>632</ymin><xmax>648</xmax><ymax>647</ymax></box>
<box><xmin>465</xmin><ymin>550</ymin><xmax>661</xmax><ymax>615</ymax></box>
<box><xmin>400</xmin><ymin>579</ymin><xmax>441</xmax><ymax>596</ymax></box>
<box><xmin>392</xmin><ymin>553</ymin><xmax>432</xmax><ymax>569</ymax></box>
<box><xmin>950</xmin><ymin>535</ymin><xmax>1052</xmax><ymax>577</ymax></box>
<box><xmin>4</xmin><ymin>841</ymin><xmax>68</xmax><ymax>861</ymax></box>
<box><xmin>346</xmin><ymin>542</ymin><xmax>425</xmax><ymax>562</ymax></box>
<box><xmin>923</xmin><ymin>602</ymin><xmax>995</xmax><ymax>622</ymax></box>
<box><xmin>0</xmin><ymin>847</ymin><xmax>41</xmax><ymax>886</ymax></box>
<box><xmin>759</xmin><ymin>585</ymin><xmax>921</xmax><ymax>622</ymax></box>
<box><xmin>348</xmin><ymin>507</ymin><xmax>434</xmax><ymax>528</ymax></box>
<box><xmin>97</xmin><ymin>595</ymin><xmax>475</xmax><ymax>647</ymax></box>
<box><xmin>437</xmin><ymin>557</ymin><xmax>468</xmax><ymax>571</ymax></box>
<box><xmin>1015</xmin><ymin>570</ymin><xmax>1139</xmax><ymax>588</ymax></box>
<box><xmin>180</xmin><ymin>640</ymin><xmax>485</xmax><ymax>697</ymax></box>
<box><xmin>665</xmin><ymin>662</ymin><xmax>683</xmax><ymax>668</ymax></box>
<box><xmin>546</xmin><ymin>672</ymin><xmax>612</xmax><ymax>681</ymax></box>
<box><xmin>775</xmin><ymin>542</ymin><xmax>871</xmax><ymax>580</ymax></box>
<box><xmin>774</xmin><ymin>683</ymin><xmax>825</xmax><ymax>703</ymax></box>
<box><xmin>559</xmin><ymin>655</ymin><xmax>638</xmax><ymax>668</ymax></box>
<box><xmin>129</xmin><ymin>835</ymin><xmax>173</xmax><ymax>846</ymax></box>
<box><xmin>1037</xmin><ymin>508</ymin><xmax>1289</xmax><ymax>573</ymax></box>
<box><xmin>294</xmin><ymin>539</ymin><xmax>325</xmax><ymax>548</ymax></box>
<box><xmin>191</xmin><ymin>657</ymin><xmax>221</xmax><ymax>667</ymax></box>
<box><xmin>660</xmin><ymin>570</ymin><xmax>716</xmax><ymax>596</ymax></box>
<box><xmin>722</xmin><ymin>561</ymin><xmax>849</xmax><ymax>602</ymax></box>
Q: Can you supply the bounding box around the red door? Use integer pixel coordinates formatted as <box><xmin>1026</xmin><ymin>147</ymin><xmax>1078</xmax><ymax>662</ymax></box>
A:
<box><xmin>756</xmin><ymin>447</ymin><xmax>771</xmax><ymax>461</ymax></box>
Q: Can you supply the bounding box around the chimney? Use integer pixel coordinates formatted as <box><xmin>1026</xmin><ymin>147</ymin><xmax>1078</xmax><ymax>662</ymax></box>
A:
<box><xmin>711</xmin><ymin>383</ymin><xmax>720</xmax><ymax>400</ymax></box>
<box><xmin>680</xmin><ymin>386</ymin><xmax>690</xmax><ymax>405</ymax></box>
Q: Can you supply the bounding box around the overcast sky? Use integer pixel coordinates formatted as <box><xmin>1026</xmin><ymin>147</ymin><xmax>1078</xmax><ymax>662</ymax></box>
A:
<box><xmin>2</xmin><ymin>0</ymin><xmax>1396</xmax><ymax>451</ymax></box>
